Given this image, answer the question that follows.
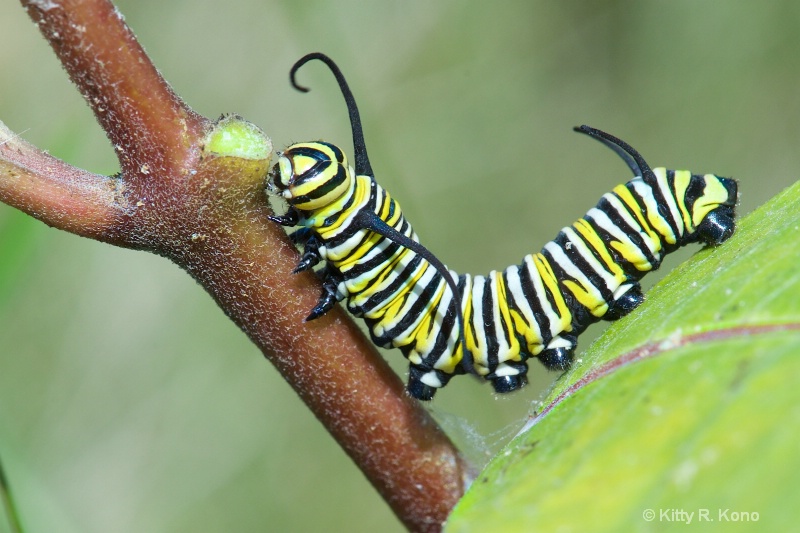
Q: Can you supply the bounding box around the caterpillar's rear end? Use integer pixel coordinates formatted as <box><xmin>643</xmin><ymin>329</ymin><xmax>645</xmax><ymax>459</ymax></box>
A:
<box><xmin>459</xmin><ymin>129</ymin><xmax>738</xmax><ymax>397</ymax></box>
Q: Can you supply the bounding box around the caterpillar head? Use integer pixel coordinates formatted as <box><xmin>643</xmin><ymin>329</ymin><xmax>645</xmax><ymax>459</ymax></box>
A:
<box><xmin>267</xmin><ymin>141</ymin><xmax>353</xmax><ymax>211</ymax></box>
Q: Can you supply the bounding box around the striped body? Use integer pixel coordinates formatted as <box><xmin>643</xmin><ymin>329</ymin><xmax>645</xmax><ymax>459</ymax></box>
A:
<box><xmin>461</xmin><ymin>168</ymin><xmax>735</xmax><ymax>384</ymax></box>
<box><xmin>267</xmin><ymin>140</ymin><xmax>738</xmax><ymax>399</ymax></box>
<box><xmin>319</xmin><ymin>174</ymin><xmax>463</xmax><ymax>377</ymax></box>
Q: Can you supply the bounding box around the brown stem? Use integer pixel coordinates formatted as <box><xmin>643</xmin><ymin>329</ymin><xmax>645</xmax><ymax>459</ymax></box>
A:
<box><xmin>5</xmin><ymin>1</ymin><xmax>470</xmax><ymax>530</ymax></box>
<box><xmin>22</xmin><ymin>0</ymin><xmax>208</xmax><ymax>180</ymax></box>
<box><xmin>0</xmin><ymin>122</ymin><xmax>122</xmax><ymax>239</ymax></box>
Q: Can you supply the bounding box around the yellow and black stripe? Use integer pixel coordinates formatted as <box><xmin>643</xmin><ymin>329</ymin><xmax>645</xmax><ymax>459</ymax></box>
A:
<box><xmin>267</xmin><ymin>54</ymin><xmax>738</xmax><ymax>400</ymax></box>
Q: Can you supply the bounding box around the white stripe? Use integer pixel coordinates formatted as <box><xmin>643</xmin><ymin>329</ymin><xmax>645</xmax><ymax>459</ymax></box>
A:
<box><xmin>562</xmin><ymin>226</ymin><xmax>618</xmax><ymax>290</ymax></box>
<box><xmin>544</xmin><ymin>241</ymin><xmax>605</xmax><ymax>304</ymax></box>
<box><xmin>522</xmin><ymin>254</ymin><xmax>564</xmax><ymax>339</ymax></box>
<box><xmin>585</xmin><ymin>207</ymin><xmax>651</xmax><ymax>270</ymax></box>
<box><xmin>504</xmin><ymin>264</ymin><xmax>544</xmax><ymax>350</ymax></box>
<box><xmin>420</xmin><ymin>371</ymin><xmax>442</xmax><ymax>388</ymax></box>
<box><xmin>653</xmin><ymin>167</ymin><xmax>684</xmax><ymax>238</ymax></box>
<box><xmin>631</xmin><ymin>179</ymin><xmax>675</xmax><ymax>246</ymax></box>
<box><xmin>488</xmin><ymin>272</ymin><xmax>512</xmax><ymax>363</ymax></box>
<box><xmin>391</xmin><ymin>268</ymin><xmax>442</xmax><ymax>342</ymax></box>
<box><xmin>604</xmin><ymin>190</ymin><xmax>659</xmax><ymax>257</ymax></box>
<box><xmin>469</xmin><ymin>275</ymin><xmax>489</xmax><ymax>370</ymax></box>
<box><xmin>363</xmin><ymin>258</ymin><xmax>428</xmax><ymax>333</ymax></box>
<box><xmin>344</xmin><ymin>238</ymin><xmax>420</xmax><ymax>307</ymax></box>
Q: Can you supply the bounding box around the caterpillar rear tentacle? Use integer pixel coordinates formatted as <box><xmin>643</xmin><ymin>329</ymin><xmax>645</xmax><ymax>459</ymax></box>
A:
<box><xmin>266</xmin><ymin>53</ymin><xmax>738</xmax><ymax>400</ymax></box>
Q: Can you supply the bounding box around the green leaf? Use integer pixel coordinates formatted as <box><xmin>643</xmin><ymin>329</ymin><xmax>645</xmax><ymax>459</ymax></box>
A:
<box><xmin>447</xmin><ymin>182</ymin><xmax>800</xmax><ymax>532</ymax></box>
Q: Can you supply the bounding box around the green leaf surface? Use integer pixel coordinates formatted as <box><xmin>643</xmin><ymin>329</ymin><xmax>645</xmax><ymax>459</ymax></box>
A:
<box><xmin>447</xmin><ymin>181</ymin><xmax>800</xmax><ymax>533</ymax></box>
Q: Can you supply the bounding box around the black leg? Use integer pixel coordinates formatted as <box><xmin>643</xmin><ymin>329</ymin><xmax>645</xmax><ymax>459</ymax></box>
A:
<box><xmin>407</xmin><ymin>377</ymin><xmax>437</xmax><ymax>402</ymax></box>
<box><xmin>538</xmin><ymin>334</ymin><xmax>577</xmax><ymax>370</ymax></box>
<box><xmin>293</xmin><ymin>234</ymin><xmax>322</xmax><ymax>273</ymax></box>
<box><xmin>406</xmin><ymin>366</ymin><xmax>452</xmax><ymax>401</ymax></box>
<box><xmin>695</xmin><ymin>208</ymin><xmax>736</xmax><ymax>245</ymax></box>
<box><xmin>290</xmin><ymin>227</ymin><xmax>312</xmax><ymax>245</ymax></box>
<box><xmin>305</xmin><ymin>267</ymin><xmax>343</xmax><ymax>321</ymax></box>
<box><xmin>491</xmin><ymin>366</ymin><xmax>529</xmax><ymax>394</ymax></box>
<box><xmin>604</xmin><ymin>283</ymin><xmax>644</xmax><ymax>321</ymax></box>
<box><xmin>268</xmin><ymin>207</ymin><xmax>300</xmax><ymax>227</ymax></box>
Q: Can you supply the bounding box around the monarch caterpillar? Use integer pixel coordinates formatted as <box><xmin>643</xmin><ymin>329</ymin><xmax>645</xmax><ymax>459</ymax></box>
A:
<box><xmin>267</xmin><ymin>53</ymin><xmax>738</xmax><ymax>401</ymax></box>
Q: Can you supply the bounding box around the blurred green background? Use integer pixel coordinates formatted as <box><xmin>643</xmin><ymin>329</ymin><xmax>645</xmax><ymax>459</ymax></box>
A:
<box><xmin>0</xmin><ymin>2</ymin><xmax>797</xmax><ymax>532</ymax></box>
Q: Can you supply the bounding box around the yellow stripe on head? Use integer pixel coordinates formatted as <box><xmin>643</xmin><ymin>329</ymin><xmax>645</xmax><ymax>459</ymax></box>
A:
<box><xmin>273</xmin><ymin>141</ymin><xmax>354</xmax><ymax>211</ymax></box>
<box><xmin>692</xmin><ymin>175</ymin><xmax>731</xmax><ymax>227</ymax></box>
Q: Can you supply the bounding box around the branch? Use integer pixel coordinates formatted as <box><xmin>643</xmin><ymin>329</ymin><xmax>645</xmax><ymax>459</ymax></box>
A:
<box><xmin>2</xmin><ymin>1</ymin><xmax>471</xmax><ymax>530</ymax></box>
<box><xmin>0</xmin><ymin>122</ymin><xmax>122</xmax><ymax>240</ymax></box>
